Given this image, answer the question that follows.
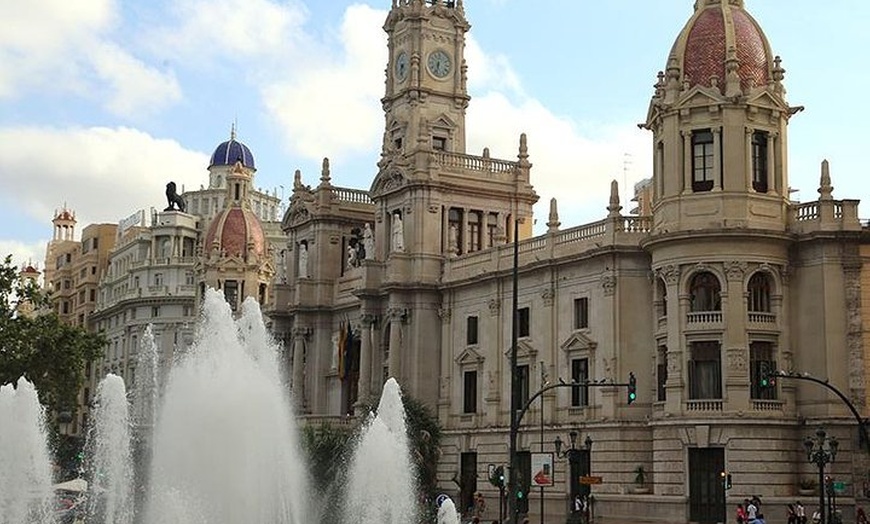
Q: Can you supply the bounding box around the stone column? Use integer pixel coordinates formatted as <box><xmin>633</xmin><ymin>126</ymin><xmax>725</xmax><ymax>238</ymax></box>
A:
<box><xmin>291</xmin><ymin>326</ymin><xmax>307</xmax><ymax>409</ymax></box>
<box><xmin>387</xmin><ymin>307</ymin><xmax>405</xmax><ymax>381</ymax></box>
<box><xmin>712</xmin><ymin>127</ymin><xmax>721</xmax><ymax>190</ymax></box>
<box><xmin>768</xmin><ymin>132</ymin><xmax>778</xmax><ymax>194</ymax></box>
<box><xmin>744</xmin><ymin>128</ymin><xmax>753</xmax><ymax>190</ymax></box>
<box><xmin>357</xmin><ymin>314</ymin><xmax>376</xmax><ymax>402</ymax></box>
<box><xmin>682</xmin><ymin>130</ymin><xmax>692</xmax><ymax>192</ymax></box>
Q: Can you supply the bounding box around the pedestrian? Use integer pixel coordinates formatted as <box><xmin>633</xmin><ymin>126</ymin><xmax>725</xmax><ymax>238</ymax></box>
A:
<box><xmin>472</xmin><ymin>491</ymin><xmax>486</xmax><ymax>518</ymax></box>
<box><xmin>746</xmin><ymin>498</ymin><xmax>758</xmax><ymax>524</ymax></box>
<box><xmin>736</xmin><ymin>503</ymin><xmax>747</xmax><ymax>524</ymax></box>
<box><xmin>796</xmin><ymin>501</ymin><xmax>806</xmax><ymax>524</ymax></box>
<box><xmin>787</xmin><ymin>503</ymin><xmax>797</xmax><ymax>524</ymax></box>
<box><xmin>812</xmin><ymin>507</ymin><xmax>822</xmax><ymax>524</ymax></box>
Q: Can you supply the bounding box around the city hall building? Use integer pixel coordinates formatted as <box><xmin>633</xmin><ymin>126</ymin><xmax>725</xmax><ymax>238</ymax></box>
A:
<box><xmin>47</xmin><ymin>1</ymin><xmax>870</xmax><ymax>523</ymax></box>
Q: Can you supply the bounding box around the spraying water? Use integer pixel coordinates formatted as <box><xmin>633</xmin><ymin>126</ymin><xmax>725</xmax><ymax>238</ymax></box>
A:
<box><xmin>143</xmin><ymin>288</ymin><xmax>308</xmax><ymax>524</ymax></box>
<box><xmin>86</xmin><ymin>374</ymin><xmax>133</xmax><ymax>524</ymax></box>
<box><xmin>0</xmin><ymin>377</ymin><xmax>55</xmax><ymax>524</ymax></box>
<box><xmin>345</xmin><ymin>378</ymin><xmax>416</xmax><ymax>524</ymax></box>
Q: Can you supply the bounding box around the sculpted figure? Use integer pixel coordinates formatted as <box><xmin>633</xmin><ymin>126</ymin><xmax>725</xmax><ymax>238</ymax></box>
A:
<box><xmin>298</xmin><ymin>242</ymin><xmax>309</xmax><ymax>279</ymax></box>
<box><xmin>391</xmin><ymin>212</ymin><xmax>405</xmax><ymax>253</ymax></box>
<box><xmin>165</xmin><ymin>181</ymin><xmax>186</xmax><ymax>212</ymax></box>
<box><xmin>363</xmin><ymin>223</ymin><xmax>375</xmax><ymax>259</ymax></box>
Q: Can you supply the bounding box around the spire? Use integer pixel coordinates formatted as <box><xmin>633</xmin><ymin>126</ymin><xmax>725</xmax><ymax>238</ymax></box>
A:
<box><xmin>607</xmin><ymin>180</ymin><xmax>623</xmax><ymax>218</ymax></box>
<box><xmin>517</xmin><ymin>133</ymin><xmax>530</xmax><ymax>168</ymax></box>
<box><xmin>230</xmin><ymin>121</ymin><xmax>237</xmax><ymax>141</ymax></box>
<box><xmin>320</xmin><ymin>158</ymin><xmax>332</xmax><ymax>186</ymax></box>
<box><xmin>546</xmin><ymin>198</ymin><xmax>561</xmax><ymax>233</ymax></box>
<box><xmin>818</xmin><ymin>159</ymin><xmax>833</xmax><ymax>200</ymax></box>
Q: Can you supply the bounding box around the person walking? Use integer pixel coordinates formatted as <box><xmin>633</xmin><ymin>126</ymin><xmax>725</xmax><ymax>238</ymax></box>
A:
<box><xmin>736</xmin><ymin>503</ymin><xmax>747</xmax><ymax>524</ymax></box>
<box><xmin>796</xmin><ymin>502</ymin><xmax>806</xmax><ymax>524</ymax></box>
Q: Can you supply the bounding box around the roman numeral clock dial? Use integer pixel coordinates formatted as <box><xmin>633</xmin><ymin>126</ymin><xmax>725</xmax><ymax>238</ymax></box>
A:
<box><xmin>427</xmin><ymin>50</ymin><xmax>451</xmax><ymax>78</ymax></box>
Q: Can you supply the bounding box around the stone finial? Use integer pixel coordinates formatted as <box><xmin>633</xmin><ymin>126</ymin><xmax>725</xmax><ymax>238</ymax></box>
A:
<box><xmin>320</xmin><ymin>158</ymin><xmax>331</xmax><ymax>186</ymax></box>
<box><xmin>607</xmin><ymin>180</ymin><xmax>623</xmax><ymax>218</ymax></box>
<box><xmin>724</xmin><ymin>47</ymin><xmax>742</xmax><ymax>98</ymax></box>
<box><xmin>546</xmin><ymin>197</ymin><xmax>561</xmax><ymax>233</ymax></box>
<box><xmin>293</xmin><ymin>169</ymin><xmax>303</xmax><ymax>191</ymax></box>
<box><xmin>772</xmin><ymin>55</ymin><xmax>786</xmax><ymax>96</ymax></box>
<box><xmin>818</xmin><ymin>159</ymin><xmax>833</xmax><ymax>200</ymax></box>
<box><xmin>517</xmin><ymin>133</ymin><xmax>530</xmax><ymax>168</ymax></box>
<box><xmin>482</xmin><ymin>147</ymin><xmax>490</xmax><ymax>159</ymax></box>
<box><xmin>230</xmin><ymin>122</ymin><xmax>237</xmax><ymax>140</ymax></box>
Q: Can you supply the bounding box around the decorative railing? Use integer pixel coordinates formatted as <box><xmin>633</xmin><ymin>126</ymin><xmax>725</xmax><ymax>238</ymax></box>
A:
<box><xmin>748</xmin><ymin>312</ymin><xmax>776</xmax><ymax>324</ymax></box>
<box><xmin>622</xmin><ymin>216</ymin><xmax>652</xmax><ymax>233</ymax></box>
<box><xmin>751</xmin><ymin>399</ymin><xmax>784</xmax><ymax>412</ymax></box>
<box><xmin>686</xmin><ymin>399</ymin><xmax>723</xmax><ymax>412</ymax></box>
<box><xmin>298</xmin><ymin>414</ymin><xmax>358</xmax><ymax>427</ymax></box>
<box><xmin>433</xmin><ymin>151</ymin><xmax>518</xmax><ymax>174</ymax></box>
<box><xmin>554</xmin><ymin>220</ymin><xmax>607</xmax><ymax>246</ymax></box>
<box><xmin>333</xmin><ymin>187</ymin><xmax>373</xmax><ymax>205</ymax></box>
<box><xmin>794</xmin><ymin>202</ymin><xmax>819</xmax><ymax>222</ymax></box>
<box><xmin>687</xmin><ymin>311</ymin><xmax>723</xmax><ymax>324</ymax></box>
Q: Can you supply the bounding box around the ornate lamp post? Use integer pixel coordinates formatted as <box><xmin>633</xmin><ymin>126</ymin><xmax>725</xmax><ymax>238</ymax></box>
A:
<box><xmin>804</xmin><ymin>427</ymin><xmax>838</xmax><ymax>524</ymax></box>
<box><xmin>555</xmin><ymin>431</ymin><xmax>593</xmax><ymax>524</ymax></box>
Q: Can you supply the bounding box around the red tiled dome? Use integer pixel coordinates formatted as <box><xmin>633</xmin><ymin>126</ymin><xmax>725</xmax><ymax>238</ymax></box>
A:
<box><xmin>204</xmin><ymin>207</ymin><xmax>266</xmax><ymax>258</ymax></box>
<box><xmin>673</xmin><ymin>1</ymin><xmax>771</xmax><ymax>94</ymax></box>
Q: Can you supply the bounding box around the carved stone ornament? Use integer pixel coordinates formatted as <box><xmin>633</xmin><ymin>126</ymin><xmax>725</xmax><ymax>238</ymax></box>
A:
<box><xmin>541</xmin><ymin>287</ymin><xmax>555</xmax><ymax>307</ymax></box>
<box><xmin>428</xmin><ymin>204</ymin><xmax>439</xmax><ymax>214</ymax></box>
<box><xmin>656</xmin><ymin>264</ymin><xmax>680</xmax><ymax>285</ymax></box>
<box><xmin>291</xmin><ymin>326</ymin><xmax>309</xmax><ymax>339</ymax></box>
<box><xmin>726</xmin><ymin>348</ymin><xmax>747</xmax><ymax>372</ymax></box>
<box><xmin>488</xmin><ymin>298</ymin><xmax>501</xmax><ymax>316</ymax></box>
<box><xmin>725</xmin><ymin>261</ymin><xmax>748</xmax><ymax>281</ymax></box>
<box><xmin>386</xmin><ymin>307</ymin><xmax>408</xmax><ymax>322</ymax></box>
<box><xmin>360</xmin><ymin>313</ymin><xmax>377</xmax><ymax>328</ymax></box>
<box><xmin>437</xmin><ymin>307</ymin><xmax>452</xmax><ymax>320</ymax></box>
<box><xmin>374</xmin><ymin>170</ymin><xmax>407</xmax><ymax>195</ymax></box>
<box><xmin>600</xmin><ymin>275</ymin><xmax>616</xmax><ymax>296</ymax></box>
<box><xmin>289</xmin><ymin>205</ymin><xmax>311</xmax><ymax>225</ymax></box>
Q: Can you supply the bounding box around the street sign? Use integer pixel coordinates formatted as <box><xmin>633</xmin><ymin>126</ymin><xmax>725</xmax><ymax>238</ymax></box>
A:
<box><xmin>833</xmin><ymin>481</ymin><xmax>846</xmax><ymax>493</ymax></box>
<box><xmin>435</xmin><ymin>493</ymin><xmax>451</xmax><ymax>508</ymax></box>
<box><xmin>531</xmin><ymin>452</ymin><xmax>554</xmax><ymax>487</ymax></box>
<box><xmin>579</xmin><ymin>476</ymin><xmax>603</xmax><ymax>485</ymax></box>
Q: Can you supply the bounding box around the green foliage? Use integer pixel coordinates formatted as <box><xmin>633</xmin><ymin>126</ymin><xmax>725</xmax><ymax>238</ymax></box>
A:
<box><xmin>0</xmin><ymin>255</ymin><xmax>105</xmax><ymax>415</ymax></box>
<box><xmin>301</xmin><ymin>423</ymin><xmax>355</xmax><ymax>493</ymax></box>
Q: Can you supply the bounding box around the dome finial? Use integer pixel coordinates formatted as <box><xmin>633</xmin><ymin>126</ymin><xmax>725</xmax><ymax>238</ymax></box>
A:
<box><xmin>230</xmin><ymin>121</ymin><xmax>237</xmax><ymax>141</ymax></box>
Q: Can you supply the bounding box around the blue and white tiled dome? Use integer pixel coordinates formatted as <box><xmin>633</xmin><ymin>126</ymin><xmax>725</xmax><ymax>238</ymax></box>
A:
<box><xmin>209</xmin><ymin>130</ymin><xmax>256</xmax><ymax>170</ymax></box>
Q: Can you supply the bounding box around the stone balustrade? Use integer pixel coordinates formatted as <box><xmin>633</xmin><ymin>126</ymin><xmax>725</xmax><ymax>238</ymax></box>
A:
<box><xmin>333</xmin><ymin>187</ymin><xmax>373</xmax><ymax>205</ymax></box>
<box><xmin>685</xmin><ymin>399</ymin><xmax>723</xmax><ymax>412</ymax></box>
<box><xmin>433</xmin><ymin>151</ymin><xmax>518</xmax><ymax>174</ymax></box>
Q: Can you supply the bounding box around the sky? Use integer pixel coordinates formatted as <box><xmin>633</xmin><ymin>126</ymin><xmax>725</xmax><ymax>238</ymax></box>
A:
<box><xmin>1</xmin><ymin>0</ymin><xmax>868</xmax><ymax>272</ymax></box>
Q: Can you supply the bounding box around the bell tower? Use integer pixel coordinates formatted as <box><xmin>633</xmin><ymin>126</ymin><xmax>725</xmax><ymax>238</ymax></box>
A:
<box><xmin>382</xmin><ymin>0</ymin><xmax>470</xmax><ymax>155</ymax></box>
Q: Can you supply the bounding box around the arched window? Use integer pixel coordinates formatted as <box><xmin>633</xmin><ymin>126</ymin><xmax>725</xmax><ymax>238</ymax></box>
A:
<box><xmin>689</xmin><ymin>272</ymin><xmax>721</xmax><ymax>312</ymax></box>
<box><xmin>657</xmin><ymin>279</ymin><xmax>668</xmax><ymax>318</ymax></box>
<box><xmin>748</xmin><ymin>272</ymin><xmax>771</xmax><ymax>313</ymax></box>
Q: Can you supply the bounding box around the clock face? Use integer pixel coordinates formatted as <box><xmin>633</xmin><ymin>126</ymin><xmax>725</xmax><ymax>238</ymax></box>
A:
<box><xmin>395</xmin><ymin>52</ymin><xmax>409</xmax><ymax>82</ymax></box>
<box><xmin>427</xmin><ymin>50</ymin><xmax>451</xmax><ymax>79</ymax></box>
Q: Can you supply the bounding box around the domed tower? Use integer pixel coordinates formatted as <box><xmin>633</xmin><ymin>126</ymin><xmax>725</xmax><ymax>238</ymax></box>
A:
<box><xmin>207</xmin><ymin>125</ymin><xmax>256</xmax><ymax>190</ymax></box>
<box><xmin>644</xmin><ymin>0</ymin><xmax>796</xmax><ymax>233</ymax></box>
<box><xmin>198</xmin><ymin>136</ymin><xmax>273</xmax><ymax>311</ymax></box>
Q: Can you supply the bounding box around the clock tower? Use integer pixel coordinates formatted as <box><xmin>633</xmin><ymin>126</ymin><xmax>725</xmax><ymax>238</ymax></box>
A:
<box><xmin>382</xmin><ymin>0</ymin><xmax>470</xmax><ymax>155</ymax></box>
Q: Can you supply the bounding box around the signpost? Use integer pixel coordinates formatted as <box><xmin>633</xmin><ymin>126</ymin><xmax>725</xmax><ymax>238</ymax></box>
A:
<box><xmin>531</xmin><ymin>452</ymin><xmax>554</xmax><ymax>487</ymax></box>
<box><xmin>579</xmin><ymin>476</ymin><xmax>603</xmax><ymax>485</ymax></box>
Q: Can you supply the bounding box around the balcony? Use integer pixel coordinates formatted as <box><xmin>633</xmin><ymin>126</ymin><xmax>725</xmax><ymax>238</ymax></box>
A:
<box><xmin>751</xmin><ymin>399</ymin><xmax>784</xmax><ymax>412</ymax></box>
<box><xmin>685</xmin><ymin>399</ymin><xmax>723</xmax><ymax>412</ymax></box>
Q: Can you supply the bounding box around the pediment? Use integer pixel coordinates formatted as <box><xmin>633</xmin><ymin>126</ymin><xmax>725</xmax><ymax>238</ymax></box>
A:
<box><xmin>282</xmin><ymin>201</ymin><xmax>313</xmax><ymax>229</ymax></box>
<box><xmin>370</xmin><ymin>167</ymin><xmax>407</xmax><ymax>197</ymax></box>
<box><xmin>745</xmin><ymin>90</ymin><xmax>787</xmax><ymax>111</ymax></box>
<box><xmin>432</xmin><ymin>113</ymin><xmax>457</xmax><ymax>130</ymax></box>
<box><xmin>456</xmin><ymin>347</ymin><xmax>484</xmax><ymax>366</ymax></box>
<box><xmin>560</xmin><ymin>331</ymin><xmax>598</xmax><ymax>353</ymax></box>
<box><xmin>676</xmin><ymin>86</ymin><xmax>725</xmax><ymax>108</ymax></box>
<box><xmin>503</xmin><ymin>338</ymin><xmax>537</xmax><ymax>360</ymax></box>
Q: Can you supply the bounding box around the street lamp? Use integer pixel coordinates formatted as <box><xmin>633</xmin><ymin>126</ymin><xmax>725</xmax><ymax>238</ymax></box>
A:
<box><xmin>555</xmin><ymin>431</ymin><xmax>593</xmax><ymax>524</ymax></box>
<box><xmin>804</xmin><ymin>427</ymin><xmax>838</xmax><ymax>524</ymax></box>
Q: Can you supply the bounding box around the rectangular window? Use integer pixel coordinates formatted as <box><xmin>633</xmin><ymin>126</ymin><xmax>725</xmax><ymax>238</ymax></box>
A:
<box><xmin>185</xmin><ymin>271</ymin><xmax>195</xmax><ymax>286</ymax></box>
<box><xmin>224</xmin><ymin>280</ymin><xmax>239</xmax><ymax>310</ymax></box>
<box><xmin>432</xmin><ymin>136</ymin><xmax>447</xmax><ymax>151</ymax></box>
<box><xmin>463</xmin><ymin>370</ymin><xmax>478</xmax><ymax>414</ymax></box>
<box><xmin>516</xmin><ymin>364</ymin><xmax>530</xmax><ymax>409</ymax></box>
<box><xmin>688</xmin><ymin>341</ymin><xmax>722</xmax><ymax>399</ymax></box>
<box><xmin>151</xmin><ymin>306</ymin><xmax>160</xmax><ymax>318</ymax></box>
<box><xmin>153</xmin><ymin>273</ymin><xmax>163</xmax><ymax>287</ymax></box>
<box><xmin>89</xmin><ymin>289</ymin><xmax>96</xmax><ymax>302</ymax></box>
<box><xmin>487</xmin><ymin>213</ymin><xmax>499</xmax><ymax>248</ymax></box>
<box><xmin>657</xmin><ymin>346</ymin><xmax>668</xmax><ymax>402</ymax></box>
<box><xmin>571</xmin><ymin>358</ymin><xmax>589</xmax><ymax>407</ymax></box>
<box><xmin>517</xmin><ymin>307</ymin><xmax>530</xmax><ymax>337</ymax></box>
<box><xmin>752</xmin><ymin>131</ymin><xmax>769</xmax><ymax>193</ymax></box>
<box><xmin>692</xmin><ymin>129</ymin><xmax>714</xmax><ymax>192</ymax></box>
<box><xmin>466</xmin><ymin>316</ymin><xmax>479</xmax><ymax>345</ymax></box>
<box><xmin>468</xmin><ymin>211</ymin><xmax>482</xmax><ymax>252</ymax></box>
<box><xmin>573</xmin><ymin>297</ymin><xmax>589</xmax><ymax>329</ymax></box>
<box><xmin>750</xmin><ymin>341</ymin><xmax>777</xmax><ymax>400</ymax></box>
<box><xmin>459</xmin><ymin>452</ymin><xmax>478</xmax><ymax>517</ymax></box>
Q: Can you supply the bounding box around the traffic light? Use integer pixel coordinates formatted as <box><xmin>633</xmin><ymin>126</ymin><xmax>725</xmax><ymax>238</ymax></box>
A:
<box><xmin>720</xmin><ymin>471</ymin><xmax>733</xmax><ymax>490</ymax></box>
<box><xmin>759</xmin><ymin>362</ymin><xmax>770</xmax><ymax>388</ymax></box>
<box><xmin>490</xmin><ymin>465</ymin><xmax>505</xmax><ymax>488</ymax></box>
<box><xmin>627</xmin><ymin>372</ymin><xmax>637</xmax><ymax>404</ymax></box>
<box><xmin>516</xmin><ymin>489</ymin><xmax>525</xmax><ymax>500</ymax></box>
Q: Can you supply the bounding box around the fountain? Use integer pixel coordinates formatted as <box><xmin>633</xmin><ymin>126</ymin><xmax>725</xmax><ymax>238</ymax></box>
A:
<box><xmin>2</xmin><ymin>287</ymin><xmax>432</xmax><ymax>524</ymax></box>
<box><xmin>143</xmin><ymin>289</ymin><xmax>308</xmax><ymax>524</ymax></box>
<box><xmin>0</xmin><ymin>377</ymin><xmax>55</xmax><ymax>524</ymax></box>
<box><xmin>345</xmin><ymin>377</ymin><xmax>417</xmax><ymax>524</ymax></box>
<box><xmin>85</xmin><ymin>374</ymin><xmax>134</xmax><ymax>524</ymax></box>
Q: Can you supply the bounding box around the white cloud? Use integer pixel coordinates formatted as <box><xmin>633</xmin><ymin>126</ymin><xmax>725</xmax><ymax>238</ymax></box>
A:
<box><xmin>262</xmin><ymin>4</ymin><xmax>387</xmax><ymax>160</ymax></box>
<box><xmin>0</xmin><ymin>126</ymin><xmax>209</xmax><ymax>232</ymax></box>
<box><xmin>0</xmin><ymin>0</ymin><xmax>179</xmax><ymax>117</ymax></box>
<box><xmin>0</xmin><ymin>240</ymin><xmax>50</xmax><ymax>275</ymax></box>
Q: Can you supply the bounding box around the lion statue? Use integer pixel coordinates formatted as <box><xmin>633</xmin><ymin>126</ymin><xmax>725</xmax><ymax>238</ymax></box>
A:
<box><xmin>165</xmin><ymin>181</ymin><xmax>186</xmax><ymax>212</ymax></box>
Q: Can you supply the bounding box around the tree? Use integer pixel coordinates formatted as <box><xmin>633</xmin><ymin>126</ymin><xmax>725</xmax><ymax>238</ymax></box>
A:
<box><xmin>0</xmin><ymin>255</ymin><xmax>105</xmax><ymax>415</ymax></box>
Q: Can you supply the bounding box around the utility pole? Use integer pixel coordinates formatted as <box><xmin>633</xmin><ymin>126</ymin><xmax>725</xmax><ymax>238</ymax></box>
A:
<box><xmin>509</xmin><ymin>217</ymin><xmax>520</xmax><ymax>524</ymax></box>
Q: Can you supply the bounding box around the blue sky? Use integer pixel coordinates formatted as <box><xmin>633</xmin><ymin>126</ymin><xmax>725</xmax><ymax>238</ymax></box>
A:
<box><xmin>1</xmin><ymin>0</ymin><xmax>868</xmax><ymax>270</ymax></box>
